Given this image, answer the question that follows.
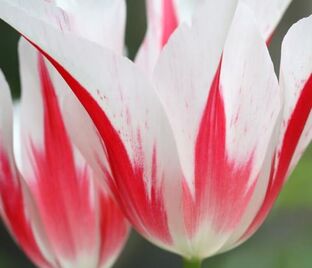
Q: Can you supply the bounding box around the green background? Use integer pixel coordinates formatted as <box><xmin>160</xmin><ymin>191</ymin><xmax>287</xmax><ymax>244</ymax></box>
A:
<box><xmin>0</xmin><ymin>0</ymin><xmax>311</xmax><ymax>267</ymax></box>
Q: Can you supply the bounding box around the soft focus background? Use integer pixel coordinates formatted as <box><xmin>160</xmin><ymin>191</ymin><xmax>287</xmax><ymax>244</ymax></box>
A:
<box><xmin>0</xmin><ymin>0</ymin><xmax>311</xmax><ymax>267</ymax></box>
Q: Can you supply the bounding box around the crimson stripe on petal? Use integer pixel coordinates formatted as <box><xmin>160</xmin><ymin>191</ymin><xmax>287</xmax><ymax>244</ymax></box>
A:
<box><xmin>28</xmin><ymin>55</ymin><xmax>97</xmax><ymax>259</ymax></box>
<box><xmin>184</xmin><ymin>63</ymin><xmax>257</xmax><ymax>236</ymax></box>
<box><xmin>242</xmin><ymin>74</ymin><xmax>312</xmax><ymax>239</ymax></box>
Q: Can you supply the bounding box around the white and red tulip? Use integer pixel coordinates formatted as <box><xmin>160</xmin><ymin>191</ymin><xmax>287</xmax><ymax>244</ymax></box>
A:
<box><xmin>0</xmin><ymin>1</ymin><xmax>129</xmax><ymax>265</ymax></box>
<box><xmin>0</xmin><ymin>0</ymin><xmax>311</xmax><ymax>264</ymax></box>
<box><xmin>0</xmin><ymin>40</ymin><xmax>129</xmax><ymax>268</ymax></box>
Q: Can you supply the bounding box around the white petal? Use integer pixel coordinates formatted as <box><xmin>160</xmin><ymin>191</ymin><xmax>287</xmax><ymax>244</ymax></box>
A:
<box><xmin>0</xmin><ymin>70</ymin><xmax>56</xmax><ymax>267</ymax></box>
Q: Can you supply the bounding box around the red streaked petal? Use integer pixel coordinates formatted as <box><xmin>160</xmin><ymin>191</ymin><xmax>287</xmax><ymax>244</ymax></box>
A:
<box><xmin>276</xmin><ymin>76</ymin><xmax>312</xmax><ymax>185</ymax></box>
<box><xmin>0</xmin><ymin>152</ymin><xmax>51</xmax><ymax>268</ymax></box>
<box><xmin>17</xmin><ymin>40</ymin><xmax>129</xmax><ymax>266</ymax></box>
<box><xmin>242</xmin><ymin>75</ymin><xmax>312</xmax><ymax>240</ymax></box>
<box><xmin>241</xmin><ymin>15</ymin><xmax>312</xmax><ymax>242</ymax></box>
<box><xmin>183</xmin><ymin>62</ymin><xmax>256</xmax><ymax>238</ymax></box>
<box><xmin>181</xmin><ymin>4</ymin><xmax>281</xmax><ymax>258</ymax></box>
<box><xmin>207</xmin><ymin>4</ymin><xmax>282</xmax><ymax>252</ymax></box>
<box><xmin>196</xmin><ymin>62</ymin><xmax>256</xmax><ymax>231</ymax></box>
<box><xmin>0</xmin><ymin>71</ymin><xmax>51</xmax><ymax>267</ymax></box>
<box><xmin>278</xmin><ymin>15</ymin><xmax>312</xmax><ymax>175</ymax></box>
<box><xmin>26</xmin><ymin>54</ymin><xmax>99</xmax><ymax>265</ymax></box>
<box><xmin>98</xmin><ymin>191</ymin><xmax>129</xmax><ymax>267</ymax></box>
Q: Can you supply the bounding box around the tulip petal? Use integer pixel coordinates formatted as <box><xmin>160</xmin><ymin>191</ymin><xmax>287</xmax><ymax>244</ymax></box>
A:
<box><xmin>17</xmin><ymin>40</ymin><xmax>105</xmax><ymax>267</ymax></box>
<box><xmin>45</xmin><ymin>63</ymin><xmax>130</xmax><ymax>267</ymax></box>
<box><xmin>98</xmin><ymin>192</ymin><xmax>129</xmax><ymax>268</ymax></box>
<box><xmin>0</xmin><ymin>71</ymin><xmax>53</xmax><ymax>267</ymax></box>
<box><xmin>242</xmin><ymin>15</ymin><xmax>312</xmax><ymax>242</ymax></box>
<box><xmin>219</xmin><ymin>4</ymin><xmax>281</xmax><ymax>197</ymax></box>
<box><xmin>198</xmin><ymin>3</ymin><xmax>281</xmax><ymax>256</ymax></box>
<box><xmin>155</xmin><ymin>3</ymin><xmax>281</xmax><ymax>258</ymax></box>
<box><xmin>1</xmin><ymin>0</ymin><xmax>126</xmax><ymax>52</ymax></box>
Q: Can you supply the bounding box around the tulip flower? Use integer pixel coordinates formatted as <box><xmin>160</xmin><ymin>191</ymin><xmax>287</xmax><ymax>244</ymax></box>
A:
<box><xmin>0</xmin><ymin>34</ymin><xmax>128</xmax><ymax>268</ymax></box>
<box><xmin>0</xmin><ymin>0</ymin><xmax>311</xmax><ymax>267</ymax></box>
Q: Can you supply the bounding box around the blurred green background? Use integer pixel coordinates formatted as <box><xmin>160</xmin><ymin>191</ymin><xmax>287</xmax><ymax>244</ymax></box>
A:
<box><xmin>0</xmin><ymin>0</ymin><xmax>311</xmax><ymax>267</ymax></box>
